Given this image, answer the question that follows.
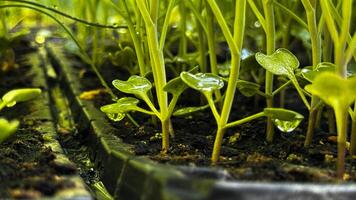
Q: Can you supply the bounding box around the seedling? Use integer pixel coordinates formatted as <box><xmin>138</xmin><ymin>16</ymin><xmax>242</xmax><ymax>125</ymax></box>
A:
<box><xmin>305</xmin><ymin>72</ymin><xmax>356</xmax><ymax>179</ymax></box>
<box><xmin>0</xmin><ymin>88</ymin><xmax>41</xmax><ymax>143</ymax></box>
<box><xmin>181</xmin><ymin>71</ymin><xmax>304</xmax><ymax>163</ymax></box>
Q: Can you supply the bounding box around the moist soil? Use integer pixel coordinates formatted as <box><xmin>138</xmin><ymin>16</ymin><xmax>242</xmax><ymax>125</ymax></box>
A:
<box><xmin>0</xmin><ymin>46</ymin><xmax>77</xmax><ymax>199</ymax></box>
<box><xmin>74</xmin><ymin>57</ymin><xmax>356</xmax><ymax>183</ymax></box>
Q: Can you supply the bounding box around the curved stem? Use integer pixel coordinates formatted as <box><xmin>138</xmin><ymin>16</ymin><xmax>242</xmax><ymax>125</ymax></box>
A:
<box><xmin>0</xmin><ymin>0</ymin><xmax>126</xmax><ymax>29</ymax></box>
<box><xmin>225</xmin><ymin>112</ymin><xmax>265</xmax><ymax>129</ymax></box>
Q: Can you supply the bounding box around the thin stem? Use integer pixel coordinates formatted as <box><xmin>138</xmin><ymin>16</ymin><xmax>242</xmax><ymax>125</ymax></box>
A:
<box><xmin>274</xmin><ymin>1</ymin><xmax>308</xmax><ymax>30</ymax></box>
<box><xmin>291</xmin><ymin>78</ymin><xmax>311</xmax><ymax>110</ymax></box>
<box><xmin>159</xmin><ymin>0</ymin><xmax>176</xmax><ymax>49</ymax></box>
<box><xmin>0</xmin><ymin>0</ymin><xmax>126</xmax><ymax>29</ymax></box>
<box><xmin>334</xmin><ymin>107</ymin><xmax>348</xmax><ymax>179</ymax></box>
<box><xmin>350</xmin><ymin>103</ymin><xmax>356</xmax><ymax>155</ymax></box>
<box><xmin>262</xmin><ymin>0</ymin><xmax>275</xmax><ymax>143</ymax></box>
<box><xmin>0</xmin><ymin>4</ymin><xmax>117</xmax><ymax>100</ymax></box>
<box><xmin>247</xmin><ymin>0</ymin><xmax>266</xmax><ymax>31</ymax></box>
<box><xmin>210</xmin><ymin>0</ymin><xmax>246</xmax><ymax>164</ymax></box>
<box><xmin>320</xmin><ymin>0</ymin><xmax>339</xmax><ymax>44</ymax></box>
<box><xmin>271</xmin><ymin>80</ymin><xmax>291</xmax><ymax>96</ymax></box>
<box><xmin>204</xmin><ymin>92</ymin><xmax>221</xmax><ymax>123</ymax></box>
<box><xmin>225</xmin><ymin>112</ymin><xmax>265</xmax><ymax>129</ymax></box>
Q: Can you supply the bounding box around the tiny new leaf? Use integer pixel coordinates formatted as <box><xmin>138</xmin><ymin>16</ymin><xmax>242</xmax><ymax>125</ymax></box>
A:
<box><xmin>236</xmin><ymin>80</ymin><xmax>260</xmax><ymax>97</ymax></box>
<box><xmin>1</xmin><ymin>88</ymin><xmax>41</xmax><ymax>108</ymax></box>
<box><xmin>0</xmin><ymin>118</ymin><xmax>19</xmax><ymax>143</ymax></box>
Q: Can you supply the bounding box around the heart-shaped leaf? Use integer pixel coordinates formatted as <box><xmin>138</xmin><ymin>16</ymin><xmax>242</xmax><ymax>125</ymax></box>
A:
<box><xmin>2</xmin><ymin>88</ymin><xmax>41</xmax><ymax>108</ymax></box>
<box><xmin>180</xmin><ymin>72</ymin><xmax>224</xmax><ymax>93</ymax></box>
<box><xmin>255</xmin><ymin>48</ymin><xmax>299</xmax><ymax>78</ymax></box>
<box><xmin>301</xmin><ymin>62</ymin><xmax>336</xmax><ymax>82</ymax></box>
<box><xmin>112</xmin><ymin>75</ymin><xmax>152</xmax><ymax>97</ymax></box>
<box><xmin>264</xmin><ymin>108</ymin><xmax>304</xmax><ymax>133</ymax></box>
<box><xmin>305</xmin><ymin>72</ymin><xmax>356</xmax><ymax>111</ymax></box>
<box><xmin>0</xmin><ymin>118</ymin><xmax>19</xmax><ymax>143</ymax></box>
<box><xmin>236</xmin><ymin>80</ymin><xmax>260</xmax><ymax>97</ymax></box>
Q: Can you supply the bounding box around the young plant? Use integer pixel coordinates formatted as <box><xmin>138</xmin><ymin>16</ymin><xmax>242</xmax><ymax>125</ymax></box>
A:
<box><xmin>305</xmin><ymin>72</ymin><xmax>356</xmax><ymax>179</ymax></box>
<box><xmin>180</xmin><ymin>70</ymin><xmax>304</xmax><ymax>164</ymax></box>
<box><xmin>0</xmin><ymin>88</ymin><xmax>41</xmax><ymax>143</ymax></box>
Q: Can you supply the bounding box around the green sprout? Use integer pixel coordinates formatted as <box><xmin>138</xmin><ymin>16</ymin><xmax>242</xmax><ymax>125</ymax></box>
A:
<box><xmin>0</xmin><ymin>88</ymin><xmax>41</xmax><ymax>143</ymax></box>
<box><xmin>305</xmin><ymin>72</ymin><xmax>356</xmax><ymax>179</ymax></box>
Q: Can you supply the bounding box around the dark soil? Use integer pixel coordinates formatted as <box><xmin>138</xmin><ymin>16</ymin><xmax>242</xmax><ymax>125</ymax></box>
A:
<box><xmin>0</xmin><ymin>48</ymin><xmax>77</xmax><ymax>198</ymax></box>
<box><xmin>74</xmin><ymin>57</ymin><xmax>356</xmax><ymax>183</ymax></box>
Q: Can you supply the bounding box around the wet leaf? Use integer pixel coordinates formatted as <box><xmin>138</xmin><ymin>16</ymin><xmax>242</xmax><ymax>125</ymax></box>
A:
<box><xmin>164</xmin><ymin>66</ymin><xmax>199</xmax><ymax>96</ymax></box>
<box><xmin>264</xmin><ymin>108</ymin><xmax>304</xmax><ymax>133</ymax></box>
<box><xmin>180</xmin><ymin>72</ymin><xmax>224</xmax><ymax>93</ymax></box>
<box><xmin>301</xmin><ymin>62</ymin><xmax>336</xmax><ymax>82</ymax></box>
<box><xmin>112</xmin><ymin>75</ymin><xmax>152</xmax><ymax>97</ymax></box>
<box><xmin>236</xmin><ymin>80</ymin><xmax>260</xmax><ymax>97</ymax></box>
<box><xmin>0</xmin><ymin>118</ymin><xmax>19</xmax><ymax>143</ymax></box>
<box><xmin>100</xmin><ymin>97</ymin><xmax>140</xmax><ymax>114</ymax></box>
<box><xmin>2</xmin><ymin>88</ymin><xmax>41</xmax><ymax>108</ymax></box>
<box><xmin>305</xmin><ymin>72</ymin><xmax>356</xmax><ymax>111</ymax></box>
<box><xmin>173</xmin><ymin>105</ymin><xmax>209</xmax><ymax>116</ymax></box>
<box><xmin>255</xmin><ymin>48</ymin><xmax>299</xmax><ymax>78</ymax></box>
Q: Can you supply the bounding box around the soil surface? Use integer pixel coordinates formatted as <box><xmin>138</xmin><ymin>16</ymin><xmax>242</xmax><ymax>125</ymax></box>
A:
<box><xmin>75</xmin><ymin>56</ymin><xmax>356</xmax><ymax>183</ymax></box>
<box><xmin>0</xmin><ymin>46</ymin><xmax>77</xmax><ymax>199</ymax></box>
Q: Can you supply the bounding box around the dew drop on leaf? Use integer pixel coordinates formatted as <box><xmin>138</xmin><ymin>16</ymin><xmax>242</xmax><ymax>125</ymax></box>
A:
<box><xmin>106</xmin><ymin>113</ymin><xmax>125</xmax><ymax>122</ymax></box>
<box><xmin>272</xmin><ymin>118</ymin><xmax>303</xmax><ymax>133</ymax></box>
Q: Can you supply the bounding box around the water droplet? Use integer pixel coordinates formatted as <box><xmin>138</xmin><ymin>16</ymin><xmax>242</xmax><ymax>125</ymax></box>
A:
<box><xmin>35</xmin><ymin>35</ymin><xmax>46</xmax><ymax>44</ymax></box>
<box><xmin>106</xmin><ymin>113</ymin><xmax>125</xmax><ymax>121</ymax></box>
<box><xmin>272</xmin><ymin>117</ymin><xmax>303</xmax><ymax>133</ymax></box>
<box><xmin>254</xmin><ymin>21</ymin><xmax>261</xmax><ymax>28</ymax></box>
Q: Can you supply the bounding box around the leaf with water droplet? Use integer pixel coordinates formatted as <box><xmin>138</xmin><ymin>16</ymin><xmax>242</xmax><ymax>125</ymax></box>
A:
<box><xmin>2</xmin><ymin>88</ymin><xmax>41</xmax><ymax>108</ymax></box>
<box><xmin>112</xmin><ymin>76</ymin><xmax>152</xmax><ymax>97</ymax></box>
<box><xmin>255</xmin><ymin>48</ymin><xmax>299</xmax><ymax>79</ymax></box>
<box><xmin>180</xmin><ymin>72</ymin><xmax>224</xmax><ymax>93</ymax></box>
<box><xmin>305</xmin><ymin>72</ymin><xmax>356</xmax><ymax>111</ymax></box>
<box><xmin>236</xmin><ymin>80</ymin><xmax>260</xmax><ymax>97</ymax></box>
<box><xmin>264</xmin><ymin>108</ymin><xmax>304</xmax><ymax>132</ymax></box>
<box><xmin>101</xmin><ymin>97</ymin><xmax>140</xmax><ymax>114</ymax></box>
<box><xmin>0</xmin><ymin>118</ymin><xmax>19</xmax><ymax>143</ymax></box>
<box><xmin>301</xmin><ymin>62</ymin><xmax>336</xmax><ymax>82</ymax></box>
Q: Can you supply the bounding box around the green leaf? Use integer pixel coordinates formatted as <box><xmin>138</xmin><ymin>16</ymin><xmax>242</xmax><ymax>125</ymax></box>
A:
<box><xmin>255</xmin><ymin>48</ymin><xmax>299</xmax><ymax>78</ymax></box>
<box><xmin>164</xmin><ymin>66</ymin><xmax>199</xmax><ymax>96</ymax></box>
<box><xmin>173</xmin><ymin>105</ymin><xmax>209</xmax><ymax>116</ymax></box>
<box><xmin>180</xmin><ymin>72</ymin><xmax>224</xmax><ymax>93</ymax></box>
<box><xmin>301</xmin><ymin>62</ymin><xmax>336</xmax><ymax>82</ymax></box>
<box><xmin>2</xmin><ymin>88</ymin><xmax>41</xmax><ymax>107</ymax></box>
<box><xmin>305</xmin><ymin>72</ymin><xmax>356</xmax><ymax>111</ymax></box>
<box><xmin>100</xmin><ymin>97</ymin><xmax>140</xmax><ymax>114</ymax></box>
<box><xmin>264</xmin><ymin>108</ymin><xmax>304</xmax><ymax>133</ymax></box>
<box><xmin>0</xmin><ymin>118</ymin><xmax>19</xmax><ymax>143</ymax></box>
<box><xmin>110</xmin><ymin>46</ymin><xmax>136</xmax><ymax>67</ymax></box>
<box><xmin>112</xmin><ymin>75</ymin><xmax>152</xmax><ymax>97</ymax></box>
<box><xmin>236</xmin><ymin>80</ymin><xmax>260</xmax><ymax>97</ymax></box>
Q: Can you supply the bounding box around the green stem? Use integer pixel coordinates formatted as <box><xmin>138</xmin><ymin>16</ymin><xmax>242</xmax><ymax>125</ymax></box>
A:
<box><xmin>208</xmin><ymin>0</ymin><xmax>246</xmax><ymax>164</ymax></box>
<box><xmin>291</xmin><ymin>78</ymin><xmax>311</xmax><ymax>110</ymax></box>
<box><xmin>136</xmin><ymin>0</ymin><xmax>170</xmax><ymax>152</ymax></box>
<box><xmin>206</xmin><ymin>6</ymin><xmax>222</xmax><ymax>105</ymax></box>
<box><xmin>334</xmin><ymin>107</ymin><xmax>348</xmax><ymax>179</ymax></box>
<box><xmin>350</xmin><ymin>103</ymin><xmax>356</xmax><ymax>155</ymax></box>
<box><xmin>263</xmin><ymin>0</ymin><xmax>275</xmax><ymax>143</ymax></box>
<box><xmin>204</xmin><ymin>92</ymin><xmax>221</xmax><ymax>123</ymax></box>
<box><xmin>0</xmin><ymin>0</ymin><xmax>126</xmax><ymax>29</ymax></box>
<box><xmin>0</xmin><ymin>4</ymin><xmax>116</xmax><ymax>100</ymax></box>
<box><xmin>159</xmin><ymin>0</ymin><xmax>176</xmax><ymax>49</ymax></box>
<box><xmin>225</xmin><ymin>112</ymin><xmax>265</xmax><ymax>129</ymax></box>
